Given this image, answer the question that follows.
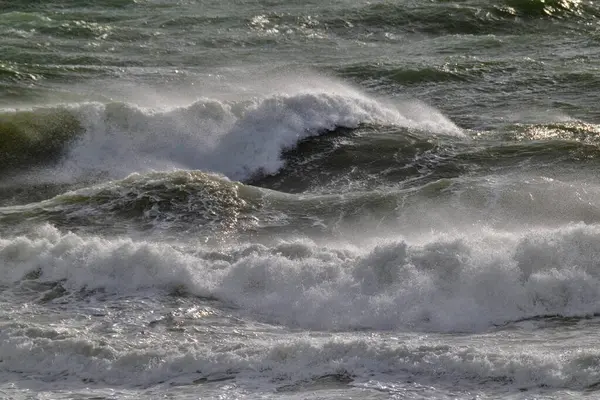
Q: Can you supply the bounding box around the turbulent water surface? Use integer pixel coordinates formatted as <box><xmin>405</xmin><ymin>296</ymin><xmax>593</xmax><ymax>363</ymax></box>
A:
<box><xmin>2</xmin><ymin>0</ymin><xmax>600</xmax><ymax>399</ymax></box>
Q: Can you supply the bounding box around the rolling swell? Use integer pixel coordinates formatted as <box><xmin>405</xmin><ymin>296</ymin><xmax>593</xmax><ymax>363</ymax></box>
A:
<box><xmin>0</xmin><ymin>171</ymin><xmax>263</xmax><ymax>236</ymax></box>
<box><xmin>5</xmin><ymin>157</ymin><xmax>600</xmax><ymax>237</ymax></box>
<box><xmin>327</xmin><ymin>0</ymin><xmax>599</xmax><ymax>36</ymax></box>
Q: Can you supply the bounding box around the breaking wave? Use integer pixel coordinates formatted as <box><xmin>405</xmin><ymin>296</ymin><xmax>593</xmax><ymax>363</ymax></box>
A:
<box><xmin>4</xmin><ymin>223</ymin><xmax>600</xmax><ymax>333</ymax></box>
<box><xmin>0</xmin><ymin>85</ymin><xmax>461</xmax><ymax>182</ymax></box>
<box><xmin>2</xmin><ymin>323</ymin><xmax>600</xmax><ymax>392</ymax></box>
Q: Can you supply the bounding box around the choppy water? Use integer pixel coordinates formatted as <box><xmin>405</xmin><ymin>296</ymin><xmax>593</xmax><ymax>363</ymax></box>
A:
<box><xmin>2</xmin><ymin>0</ymin><xmax>600</xmax><ymax>399</ymax></box>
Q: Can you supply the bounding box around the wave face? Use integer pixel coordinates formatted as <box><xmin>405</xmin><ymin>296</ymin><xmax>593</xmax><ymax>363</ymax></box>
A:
<box><xmin>0</xmin><ymin>108</ymin><xmax>82</xmax><ymax>171</ymax></box>
<box><xmin>4</xmin><ymin>224</ymin><xmax>600</xmax><ymax>333</ymax></box>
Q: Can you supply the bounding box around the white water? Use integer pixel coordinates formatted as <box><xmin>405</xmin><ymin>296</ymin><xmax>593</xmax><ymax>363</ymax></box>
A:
<box><xmin>3</xmin><ymin>223</ymin><xmax>600</xmax><ymax>333</ymax></box>
<box><xmin>3</xmin><ymin>223</ymin><xmax>600</xmax><ymax>399</ymax></box>
<box><xmin>2</xmin><ymin>318</ymin><xmax>600</xmax><ymax>393</ymax></box>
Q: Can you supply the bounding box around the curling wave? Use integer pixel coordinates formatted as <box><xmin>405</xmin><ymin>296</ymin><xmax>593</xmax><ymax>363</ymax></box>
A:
<box><xmin>0</xmin><ymin>87</ymin><xmax>461</xmax><ymax>182</ymax></box>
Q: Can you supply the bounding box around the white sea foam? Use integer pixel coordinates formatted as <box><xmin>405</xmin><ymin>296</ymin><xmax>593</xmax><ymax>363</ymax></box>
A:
<box><xmin>3</xmin><ymin>223</ymin><xmax>600</xmax><ymax>333</ymax></box>
<box><xmin>45</xmin><ymin>79</ymin><xmax>461</xmax><ymax>182</ymax></box>
<box><xmin>3</xmin><ymin>221</ymin><xmax>600</xmax><ymax>394</ymax></box>
<box><xmin>1</xmin><ymin>319</ymin><xmax>600</xmax><ymax>392</ymax></box>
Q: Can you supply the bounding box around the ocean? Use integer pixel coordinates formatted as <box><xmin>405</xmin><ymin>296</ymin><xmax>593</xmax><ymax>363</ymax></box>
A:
<box><xmin>2</xmin><ymin>0</ymin><xmax>600</xmax><ymax>398</ymax></box>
